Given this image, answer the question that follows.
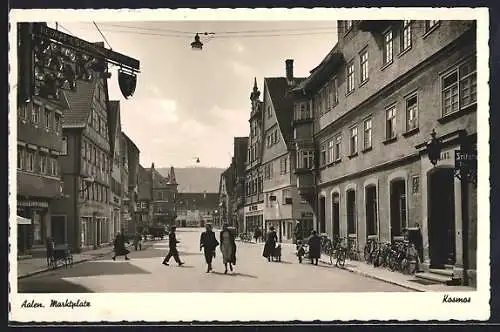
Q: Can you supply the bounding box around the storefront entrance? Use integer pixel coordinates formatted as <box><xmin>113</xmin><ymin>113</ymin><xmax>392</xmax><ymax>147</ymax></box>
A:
<box><xmin>390</xmin><ymin>179</ymin><xmax>407</xmax><ymax>239</ymax></box>
<box><xmin>51</xmin><ymin>216</ymin><xmax>66</xmax><ymax>245</ymax></box>
<box><xmin>427</xmin><ymin>167</ymin><xmax>456</xmax><ymax>268</ymax></box>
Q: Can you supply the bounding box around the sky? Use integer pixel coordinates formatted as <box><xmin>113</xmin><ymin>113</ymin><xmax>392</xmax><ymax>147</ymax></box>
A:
<box><xmin>50</xmin><ymin>21</ymin><xmax>338</xmax><ymax>168</ymax></box>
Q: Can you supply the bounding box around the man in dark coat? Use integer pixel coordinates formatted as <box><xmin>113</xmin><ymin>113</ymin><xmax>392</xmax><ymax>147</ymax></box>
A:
<box><xmin>112</xmin><ymin>232</ymin><xmax>130</xmax><ymax>261</ymax></box>
<box><xmin>262</xmin><ymin>226</ymin><xmax>278</xmax><ymax>262</ymax></box>
<box><xmin>308</xmin><ymin>230</ymin><xmax>321</xmax><ymax>265</ymax></box>
<box><xmin>200</xmin><ymin>223</ymin><xmax>219</xmax><ymax>273</ymax></box>
<box><xmin>162</xmin><ymin>226</ymin><xmax>184</xmax><ymax>266</ymax></box>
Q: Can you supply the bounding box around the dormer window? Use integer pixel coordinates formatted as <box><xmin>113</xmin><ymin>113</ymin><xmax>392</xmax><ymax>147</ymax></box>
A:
<box><xmin>344</xmin><ymin>20</ymin><xmax>353</xmax><ymax>34</ymax></box>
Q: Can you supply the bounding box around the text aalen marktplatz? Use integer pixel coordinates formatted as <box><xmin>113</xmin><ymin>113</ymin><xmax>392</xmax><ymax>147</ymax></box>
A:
<box><xmin>21</xmin><ymin>299</ymin><xmax>91</xmax><ymax>309</ymax></box>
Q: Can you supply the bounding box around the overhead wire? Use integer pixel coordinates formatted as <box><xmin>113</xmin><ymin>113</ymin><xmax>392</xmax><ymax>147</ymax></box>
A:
<box><xmin>93</xmin><ymin>21</ymin><xmax>113</xmax><ymax>50</ymax></box>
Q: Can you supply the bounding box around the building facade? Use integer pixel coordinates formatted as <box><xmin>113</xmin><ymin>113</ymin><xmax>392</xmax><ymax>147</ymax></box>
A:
<box><xmin>136</xmin><ymin>164</ymin><xmax>153</xmax><ymax>232</ymax></box>
<box><xmin>107</xmin><ymin>100</ymin><xmax>122</xmax><ymax>239</ymax></box>
<box><xmin>151</xmin><ymin>165</ymin><xmax>178</xmax><ymax>227</ymax></box>
<box><xmin>120</xmin><ymin>133</ymin><xmax>140</xmax><ymax>235</ymax></box>
<box><xmin>176</xmin><ymin>192</ymin><xmax>219</xmax><ymax>228</ymax></box>
<box><xmin>295</xmin><ymin>20</ymin><xmax>477</xmax><ymax>285</ymax></box>
<box><xmin>260</xmin><ymin>60</ymin><xmax>314</xmax><ymax>243</ymax></box>
<box><xmin>52</xmin><ymin>60</ymin><xmax>114</xmax><ymax>252</ymax></box>
<box><xmin>244</xmin><ymin>79</ymin><xmax>265</xmax><ymax>234</ymax></box>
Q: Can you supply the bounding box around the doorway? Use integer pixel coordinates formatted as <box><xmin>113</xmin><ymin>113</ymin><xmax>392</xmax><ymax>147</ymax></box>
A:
<box><xmin>51</xmin><ymin>216</ymin><xmax>66</xmax><ymax>245</ymax></box>
<box><xmin>365</xmin><ymin>185</ymin><xmax>378</xmax><ymax>236</ymax></box>
<box><xmin>346</xmin><ymin>190</ymin><xmax>356</xmax><ymax>235</ymax></box>
<box><xmin>319</xmin><ymin>196</ymin><xmax>326</xmax><ymax>233</ymax></box>
<box><xmin>390</xmin><ymin>179</ymin><xmax>407</xmax><ymax>238</ymax></box>
<box><xmin>332</xmin><ymin>192</ymin><xmax>340</xmax><ymax>237</ymax></box>
<box><xmin>427</xmin><ymin>168</ymin><xmax>456</xmax><ymax>268</ymax></box>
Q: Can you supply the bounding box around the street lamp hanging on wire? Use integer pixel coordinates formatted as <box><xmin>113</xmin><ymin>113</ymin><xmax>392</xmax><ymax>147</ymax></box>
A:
<box><xmin>190</xmin><ymin>32</ymin><xmax>215</xmax><ymax>51</ymax></box>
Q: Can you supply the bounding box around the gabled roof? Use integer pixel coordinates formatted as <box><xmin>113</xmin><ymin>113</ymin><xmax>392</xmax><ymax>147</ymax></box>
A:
<box><xmin>62</xmin><ymin>79</ymin><xmax>96</xmax><ymax>128</ymax></box>
<box><xmin>137</xmin><ymin>164</ymin><xmax>152</xmax><ymax>200</ymax></box>
<box><xmin>265</xmin><ymin>77</ymin><xmax>306</xmax><ymax>145</ymax></box>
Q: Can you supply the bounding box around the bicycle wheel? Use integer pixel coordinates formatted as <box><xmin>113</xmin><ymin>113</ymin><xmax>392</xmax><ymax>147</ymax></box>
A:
<box><xmin>401</xmin><ymin>258</ymin><xmax>409</xmax><ymax>274</ymax></box>
<box><xmin>337</xmin><ymin>249</ymin><xmax>346</xmax><ymax>267</ymax></box>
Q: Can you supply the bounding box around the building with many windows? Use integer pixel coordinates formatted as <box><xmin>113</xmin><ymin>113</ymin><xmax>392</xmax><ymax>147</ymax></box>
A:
<box><xmin>260</xmin><ymin>60</ymin><xmax>314</xmax><ymax>243</ymax></box>
<box><xmin>150</xmin><ymin>164</ymin><xmax>178</xmax><ymax>226</ymax></box>
<box><xmin>294</xmin><ymin>20</ymin><xmax>477</xmax><ymax>285</ymax></box>
<box><xmin>244</xmin><ymin>79</ymin><xmax>264</xmax><ymax>233</ymax></box>
<box><xmin>120</xmin><ymin>132</ymin><xmax>140</xmax><ymax>235</ymax></box>
<box><xmin>136</xmin><ymin>164</ymin><xmax>154</xmax><ymax>232</ymax></box>
<box><xmin>52</xmin><ymin>56</ymin><xmax>114</xmax><ymax>252</ymax></box>
<box><xmin>107</xmin><ymin>100</ymin><xmax>123</xmax><ymax>239</ymax></box>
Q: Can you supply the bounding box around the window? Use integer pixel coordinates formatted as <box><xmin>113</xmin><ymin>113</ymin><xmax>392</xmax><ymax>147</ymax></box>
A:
<box><xmin>363</xmin><ymin>118</ymin><xmax>372</xmax><ymax>150</ymax></box>
<box><xmin>405</xmin><ymin>94</ymin><xmax>418</xmax><ymax>131</ymax></box>
<box><xmin>401</xmin><ymin>20</ymin><xmax>412</xmax><ymax>51</ymax></box>
<box><xmin>442</xmin><ymin>59</ymin><xmax>477</xmax><ymax>116</ymax></box>
<box><xmin>282</xmin><ymin>189</ymin><xmax>291</xmax><ymax>203</ymax></box>
<box><xmin>26</xmin><ymin>150</ymin><xmax>35</xmax><ymax>172</ymax></box>
<box><xmin>86</xmin><ymin>142</ymin><xmax>91</xmax><ymax>160</ymax></box>
<box><xmin>32</xmin><ymin>104</ymin><xmax>40</xmax><ymax>124</ymax></box>
<box><xmin>54</xmin><ymin>113</ymin><xmax>61</xmax><ymax>133</ymax></box>
<box><xmin>280</xmin><ymin>156</ymin><xmax>288</xmax><ymax>175</ymax></box>
<box><xmin>334</xmin><ymin>135</ymin><xmax>342</xmax><ymax>161</ymax></box>
<box><xmin>50</xmin><ymin>158</ymin><xmax>58</xmax><ymax>176</ymax></box>
<box><xmin>274</xmin><ymin>130</ymin><xmax>278</xmax><ymax>144</ymax></box>
<box><xmin>386</xmin><ymin>106</ymin><xmax>397</xmax><ymax>139</ymax></box>
<box><xmin>294</xmin><ymin>102</ymin><xmax>312</xmax><ymax>121</ymax></box>
<box><xmin>61</xmin><ymin>136</ymin><xmax>68</xmax><ymax>155</ymax></box>
<box><xmin>19</xmin><ymin>104</ymin><xmax>27</xmax><ymax>119</ymax></box>
<box><xmin>425</xmin><ymin>20</ymin><xmax>439</xmax><ymax>32</ymax></box>
<box><xmin>17</xmin><ymin>148</ymin><xmax>24</xmax><ymax>170</ymax></box>
<box><xmin>44</xmin><ymin>109</ymin><xmax>51</xmax><ymax>129</ymax></box>
<box><xmin>344</xmin><ymin>20</ymin><xmax>353</xmax><ymax>33</ymax></box>
<box><xmin>329</xmin><ymin>78</ymin><xmax>338</xmax><ymax>107</ymax></box>
<box><xmin>350</xmin><ymin>126</ymin><xmax>358</xmax><ymax>155</ymax></box>
<box><xmin>360</xmin><ymin>50</ymin><xmax>369</xmax><ymax>83</ymax></box>
<box><xmin>39</xmin><ymin>153</ymin><xmax>47</xmax><ymax>174</ymax></box>
<box><xmin>320</xmin><ymin>144</ymin><xmax>327</xmax><ymax>166</ymax></box>
<box><xmin>327</xmin><ymin>140</ymin><xmax>334</xmax><ymax>164</ymax></box>
<box><xmin>297</xmin><ymin>150</ymin><xmax>314</xmax><ymax>169</ymax></box>
<box><xmin>267</xmin><ymin>106</ymin><xmax>272</xmax><ymax>118</ymax></box>
<box><xmin>347</xmin><ymin>61</ymin><xmax>355</xmax><ymax>94</ymax></box>
<box><xmin>383</xmin><ymin>30</ymin><xmax>394</xmax><ymax>65</ymax></box>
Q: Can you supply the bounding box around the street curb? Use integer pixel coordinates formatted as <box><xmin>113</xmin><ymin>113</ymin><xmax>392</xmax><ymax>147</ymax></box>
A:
<box><xmin>18</xmin><ymin>243</ymin><xmax>151</xmax><ymax>280</ymax></box>
<box><xmin>318</xmin><ymin>258</ymin><xmax>426</xmax><ymax>292</ymax></box>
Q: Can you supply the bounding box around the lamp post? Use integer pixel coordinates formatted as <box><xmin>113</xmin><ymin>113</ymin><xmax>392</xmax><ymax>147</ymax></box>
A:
<box><xmin>425</xmin><ymin>129</ymin><xmax>476</xmax><ymax>286</ymax></box>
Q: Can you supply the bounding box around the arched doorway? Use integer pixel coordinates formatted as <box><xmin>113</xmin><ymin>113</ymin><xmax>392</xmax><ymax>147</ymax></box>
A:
<box><xmin>365</xmin><ymin>185</ymin><xmax>378</xmax><ymax>237</ymax></box>
<box><xmin>319</xmin><ymin>196</ymin><xmax>326</xmax><ymax>233</ymax></box>
<box><xmin>331</xmin><ymin>192</ymin><xmax>340</xmax><ymax>238</ymax></box>
<box><xmin>427</xmin><ymin>167</ymin><xmax>456</xmax><ymax>268</ymax></box>
<box><xmin>390</xmin><ymin>179</ymin><xmax>407</xmax><ymax>239</ymax></box>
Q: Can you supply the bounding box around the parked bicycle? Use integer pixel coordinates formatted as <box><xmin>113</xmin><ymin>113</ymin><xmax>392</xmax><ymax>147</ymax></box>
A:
<box><xmin>347</xmin><ymin>237</ymin><xmax>360</xmax><ymax>261</ymax></box>
<box><xmin>364</xmin><ymin>238</ymin><xmax>378</xmax><ymax>264</ymax></box>
<box><xmin>334</xmin><ymin>237</ymin><xmax>347</xmax><ymax>267</ymax></box>
<box><xmin>389</xmin><ymin>240</ymin><xmax>419</xmax><ymax>275</ymax></box>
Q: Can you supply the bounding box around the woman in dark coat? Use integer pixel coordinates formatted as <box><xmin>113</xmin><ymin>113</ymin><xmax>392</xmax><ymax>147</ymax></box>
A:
<box><xmin>308</xmin><ymin>230</ymin><xmax>321</xmax><ymax>265</ymax></box>
<box><xmin>112</xmin><ymin>232</ymin><xmax>130</xmax><ymax>261</ymax></box>
<box><xmin>220</xmin><ymin>224</ymin><xmax>237</xmax><ymax>274</ymax></box>
<box><xmin>262</xmin><ymin>226</ymin><xmax>278</xmax><ymax>262</ymax></box>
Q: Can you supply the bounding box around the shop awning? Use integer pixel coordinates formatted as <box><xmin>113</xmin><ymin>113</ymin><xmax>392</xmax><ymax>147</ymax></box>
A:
<box><xmin>17</xmin><ymin>215</ymin><xmax>31</xmax><ymax>225</ymax></box>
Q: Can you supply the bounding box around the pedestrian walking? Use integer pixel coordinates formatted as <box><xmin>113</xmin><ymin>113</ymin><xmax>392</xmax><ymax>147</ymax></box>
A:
<box><xmin>253</xmin><ymin>228</ymin><xmax>262</xmax><ymax>243</ymax></box>
<box><xmin>200</xmin><ymin>223</ymin><xmax>219</xmax><ymax>273</ymax></box>
<box><xmin>262</xmin><ymin>226</ymin><xmax>278</xmax><ymax>262</ymax></box>
<box><xmin>46</xmin><ymin>237</ymin><xmax>55</xmax><ymax>266</ymax></box>
<box><xmin>294</xmin><ymin>220</ymin><xmax>302</xmax><ymax>244</ymax></box>
<box><xmin>133</xmin><ymin>232</ymin><xmax>142</xmax><ymax>251</ymax></box>
<box><xmin>308</xmin><ymin>230</ymin><xmax>321</xmax><ymax>265</ymax></box>
<box><xmin>162</xmin><ymin>226</ymin><xmax>184</xmax><ymax>266</ymax></box>
<box><xmin>112</xmin><ymin>232</ymin><xmax>130</xmax><ymax>261</ymax></box>
<box><xmin>220</xmin><ymin>224</ymin><xmax>236</xmax><ymax>274</ymax></box>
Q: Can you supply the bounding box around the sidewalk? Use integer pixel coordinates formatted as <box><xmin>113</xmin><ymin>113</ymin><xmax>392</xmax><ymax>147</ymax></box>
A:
<box><xmin>238</xmin><ymin>241</ymin><xmax>474</xmax><ymax>292</ymax></box>
<box><xmin>17</xmin><ymin>242</ymin><xmax>150</xmax><ymax>279</ymax></box>
<box><xmin>318</xmin><ymin>254</ymin><xmax>475</xmax><ymax>292</ymax></box>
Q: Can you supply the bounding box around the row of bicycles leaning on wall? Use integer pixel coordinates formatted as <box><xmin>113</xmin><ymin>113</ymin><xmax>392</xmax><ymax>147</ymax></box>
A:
<box><xmin>317</xmin><ymin>235</ymin><xmax>421</xmax><ymax>274</ymax></box>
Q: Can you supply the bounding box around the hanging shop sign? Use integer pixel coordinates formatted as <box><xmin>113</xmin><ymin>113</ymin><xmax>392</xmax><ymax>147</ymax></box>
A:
<box><xmin>18</xmin><ymin>200</ymin><xmax>49</xmax><ymax>208</ymax></box>
<box><xmin>19</xmin><ymin>23</ymin><xmax>140</xmax><ymax>102</ymax></box>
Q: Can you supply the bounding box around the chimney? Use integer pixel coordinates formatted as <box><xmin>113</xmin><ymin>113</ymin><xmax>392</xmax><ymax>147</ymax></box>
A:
<box><xmin>285</xmin><ymin>59</ymin><xmax>294</xmax><ymax>85</ymax></box>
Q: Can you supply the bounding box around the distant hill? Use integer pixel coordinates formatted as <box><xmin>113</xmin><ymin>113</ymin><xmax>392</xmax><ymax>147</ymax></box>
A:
<box><xmin>157</xmin><ymin>167</ymin><xmax>225</xmax><ymax>193</ymax></box>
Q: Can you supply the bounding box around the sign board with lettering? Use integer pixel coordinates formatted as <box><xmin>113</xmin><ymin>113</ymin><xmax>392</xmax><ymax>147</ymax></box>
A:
<box><xmin>455</xmin><ymin>150</ymin><xmax>477</xmax><ymax>170</ymax></box>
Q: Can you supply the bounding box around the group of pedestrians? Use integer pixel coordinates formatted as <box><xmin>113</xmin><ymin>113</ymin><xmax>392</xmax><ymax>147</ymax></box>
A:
<box><xmin>199</xmin><ymin>223</ymin><xmax>237</xmax><ymax>273</ymax></box>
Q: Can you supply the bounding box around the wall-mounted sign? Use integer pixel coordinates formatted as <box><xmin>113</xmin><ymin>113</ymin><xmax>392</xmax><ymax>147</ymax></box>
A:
<box><xmin>18</xmin><ymin>200</ymin><xmax>49</xmax><ymax>208</ymax></box>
